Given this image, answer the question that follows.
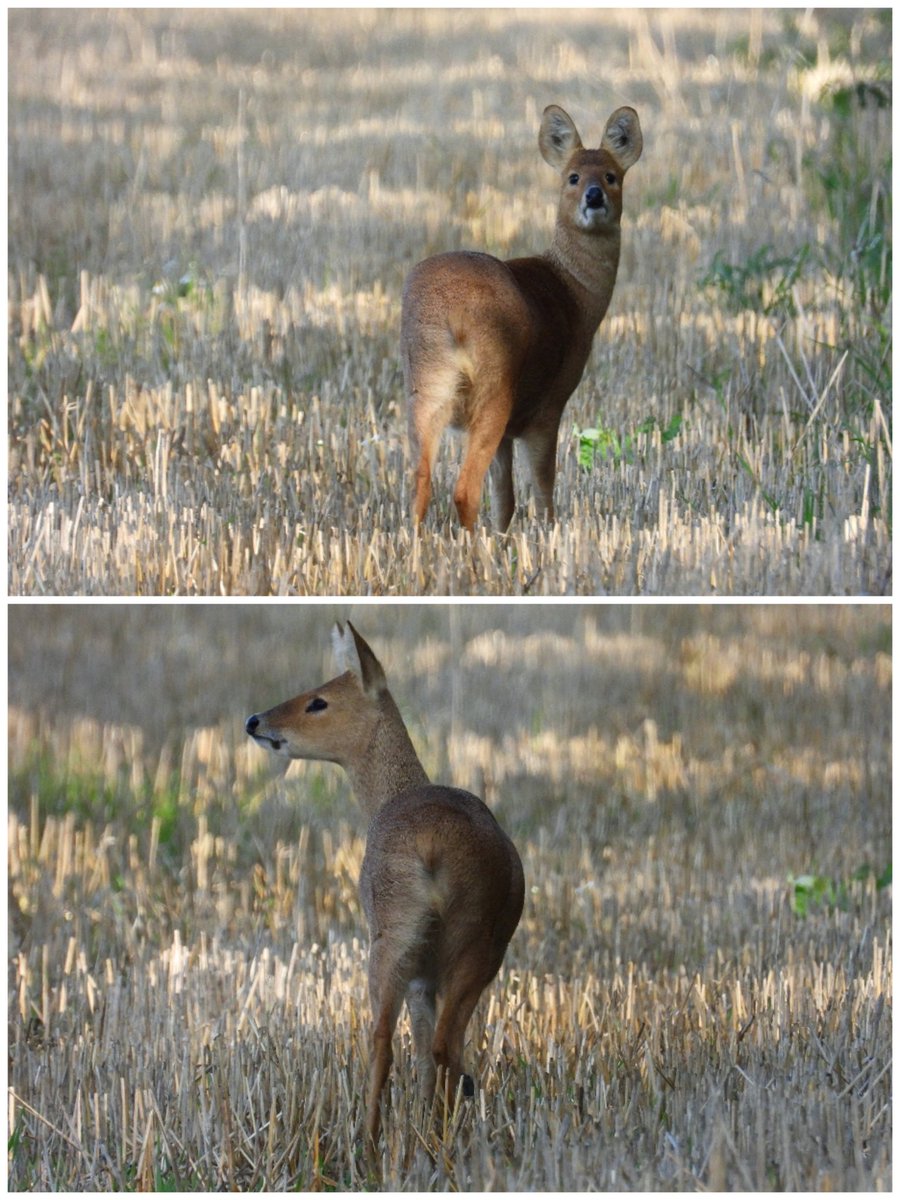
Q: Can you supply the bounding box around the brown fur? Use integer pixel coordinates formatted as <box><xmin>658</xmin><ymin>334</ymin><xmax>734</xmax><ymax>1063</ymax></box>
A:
<box><xmin>403</xmin><ymin>104</ymin><xmax>643</xmax><ymax>531</ymax></box>
<box><xmin>245</xmin><ymin>622</ymin><xmax>524</xmax><ymax>1153</ymax></box>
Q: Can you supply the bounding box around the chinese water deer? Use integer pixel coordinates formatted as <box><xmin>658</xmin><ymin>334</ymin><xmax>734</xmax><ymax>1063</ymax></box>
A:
<box><xmin>403</xmin><ymin>103</ymin><xmax>642</xmax><ymax>531</ymax></box>
<box><xmin>245</xmin><ymin>622</ymin><xmax>524</xmax><ymax>1151</ymax></box>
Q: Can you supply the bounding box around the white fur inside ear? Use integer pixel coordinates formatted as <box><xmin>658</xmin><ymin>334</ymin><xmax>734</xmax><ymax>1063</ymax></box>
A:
<box><xmin>539</xmin><ymin>104</ymin><xmax>583</xmax><ymax>169</ymax></box>
<box><xmin>548</xmin><ymin>114</ymin><xmax>575</xmax><ymax>151</ymax></box>
<box><xmin>332</xmin><ymin>621</ymin><xmax>362</xmax><ymax>678</ymax></box>
<box><xmin>601</xmin><ymin>107</ymin><xmax>642</xmax><ymax>170</ymax></box>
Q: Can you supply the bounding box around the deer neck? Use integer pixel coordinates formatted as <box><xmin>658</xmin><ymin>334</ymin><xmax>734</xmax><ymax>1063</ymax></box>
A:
<box><xmin>546</xmin><ymin>224</ymin><xmax>621</xmax><ymax>332</ymax></box>
<box><xmin>343</xmin><ymin>694</ymin><xmax>431</xmax><ymax>820</ymax></box>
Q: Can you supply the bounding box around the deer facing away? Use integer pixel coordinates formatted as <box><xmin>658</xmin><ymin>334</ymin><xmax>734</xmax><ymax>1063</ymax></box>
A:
<box><xmin>245</xmin><ymin>622</ymin><xmax>525</xmax><ymax>1150</ymax></box>
<box><xmin>402</xmin><ymin>104</ymin><xmax>643</xmax><ymax>531</ymax></box>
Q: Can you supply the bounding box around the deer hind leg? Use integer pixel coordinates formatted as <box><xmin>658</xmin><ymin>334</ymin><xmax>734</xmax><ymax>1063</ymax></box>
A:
<box><xmin>365</xmin><ymin>938</ymin><xmax>410</xmax><ymax>1150</ymax></box>
<box><xmin>366</xmin><ymin>997</ymin><xmax>402</xmax><ymax>1151</ymax></box>
<box><xmin>431</xmin><ymin>965</ymin><xmax>490</xmax><ymax>1103</ymax></box>
<box><xmin>407</xmin><ymin>360</ymin><xmax>462</xmax><ymax>526</ymax></box>
<box><xmin>454</xmin><ymin>382</ymin><xmax>515</xmax><ymax>532</ymax></box>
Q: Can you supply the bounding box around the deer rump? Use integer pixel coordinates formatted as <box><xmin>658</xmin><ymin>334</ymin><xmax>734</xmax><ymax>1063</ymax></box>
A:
<box><xmin>404</xmin><ymin>251</ymin><xmax>581</xmax><ymax>436</ymax></box>
<box><xmin>361</xmin><ymin>785</ymin><xmax>523</xmax><ymax>1012</ymax></box>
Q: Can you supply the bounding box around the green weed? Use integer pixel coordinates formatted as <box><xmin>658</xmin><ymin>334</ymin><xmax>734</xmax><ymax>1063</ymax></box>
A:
<box><xmin>699</xmin><ymin>244</ymin><xmax>810</xmax><ymax>317</ymax></box>
<box><xmin>789</xmin><ymin>863</ymin><xmax>891</xmax><ymax>917</ymax></box>
<box><xmin>575</xmin><ymin>413</ymin><xmax>683</xmax><ymax>469</ymax></box>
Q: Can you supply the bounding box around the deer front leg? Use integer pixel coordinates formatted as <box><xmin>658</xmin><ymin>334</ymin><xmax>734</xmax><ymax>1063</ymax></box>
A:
<box><xmin>488</xmin><ymin>436</ymin><xmax>516</xmax><ymax>532</ymax></box>
<box><xmin>523</xmin><ymin>421</ymin><xmax>561</xmax><ymax>522</ymax></box>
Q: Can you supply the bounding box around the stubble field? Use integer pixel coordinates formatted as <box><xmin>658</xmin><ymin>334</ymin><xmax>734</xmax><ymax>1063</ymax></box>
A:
<box><xmin>7</xmin><ymin>8</ymin><xmax>892</xmax><ymax>595</ymax></box>
<box><xmin>7</xmin><ymin>603</ymin><xmax>892</xmax><ymax>1188</ymax></box>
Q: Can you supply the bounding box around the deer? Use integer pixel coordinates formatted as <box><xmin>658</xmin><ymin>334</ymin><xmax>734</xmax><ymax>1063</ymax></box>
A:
<box><xmin>245</xmin><ymin>621</ymin><xmax>524</xmax><ymax>1154</ymax></box>
<box><xmin>402</xmin><ymin>103</ymin><xmax>643</xmax><ymax>532</ymax></box>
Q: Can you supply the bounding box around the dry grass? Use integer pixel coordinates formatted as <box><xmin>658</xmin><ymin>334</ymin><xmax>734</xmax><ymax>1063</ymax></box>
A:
<box><xmin>7</xmin><ymin>8</ymin><xmax>892</xmax><ymax>595</ymax></box>
<box><xmin>7</xmin><ymin>604</ymin><xmax>892</xmax><ymax>1189</ymax></box>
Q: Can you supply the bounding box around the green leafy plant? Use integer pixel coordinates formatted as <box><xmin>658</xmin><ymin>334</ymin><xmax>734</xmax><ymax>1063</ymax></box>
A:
<box><xmin>575</xmin><ymin>421</ymin><xmax>631</xmax><ymax>467</ymax></box>
<box><xmin>574</xmin><ymin>413</ymin><xmax>683</xmax><ymax>469</ymax></box>
<box><xmin>788</xmin><ymin>863</ymin><xmax>891</xmax><ymax>916</ymax></box>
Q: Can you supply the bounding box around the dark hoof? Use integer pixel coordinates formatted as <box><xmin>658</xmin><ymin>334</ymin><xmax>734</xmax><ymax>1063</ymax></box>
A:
<box><xmin>462</xmin><ymin>1074</ymin><xmax>475</xmax><ymax>1098</ymax></box>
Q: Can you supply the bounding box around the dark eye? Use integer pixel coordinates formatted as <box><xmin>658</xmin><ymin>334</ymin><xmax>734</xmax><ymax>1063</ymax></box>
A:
<box><xmin>306</xmin><ymin>697</ymin><xmax>328</xmax><ymax>713</ymax></box>
<box><xmin>568</xmin><ymin>173</ymin><xmax>579</xmax><ymax>186</ymax></box>
<box><xmin>605</xmin><ymin>172</ymin><xmax>618</xmax><ymax>185</ymax></box>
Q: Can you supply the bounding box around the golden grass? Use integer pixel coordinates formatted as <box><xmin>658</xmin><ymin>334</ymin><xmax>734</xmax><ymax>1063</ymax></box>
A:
<box><xmin>7</xmin><ymin>604</ymin><xmax>892</xmax><ymax>1188</ymax></box>
<box><xmin>7</xmin><ymin>8</ymin><xmax>892</xmax><ymax>595</ymax></box>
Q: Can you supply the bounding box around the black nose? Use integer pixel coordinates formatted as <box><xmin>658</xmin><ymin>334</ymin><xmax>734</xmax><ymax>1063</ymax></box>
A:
<box><xmin>584</xmin><ymin>185</ymin><xmax>605</xmax><ymax>209</ymax></box>
<box><xmin>245</xmin><ymin>714</ymin><xmax>259</xmax><ymax>735</ymax></box>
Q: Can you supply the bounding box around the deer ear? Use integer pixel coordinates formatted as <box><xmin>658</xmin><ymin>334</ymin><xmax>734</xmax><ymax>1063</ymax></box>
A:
<box><xmin>539</xmin><ymin>104</ymin><xmax>583</xmax><ymax>170</ymax></box>
<box><xmin>332</xmin><ymin>622</ymin><xmax>387</xmax><ymax>697</ymax></box>
<box><xmin>600</xmin><ymin>107</ymin><xmax>643</xmax><ymax>172</ymax></box>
